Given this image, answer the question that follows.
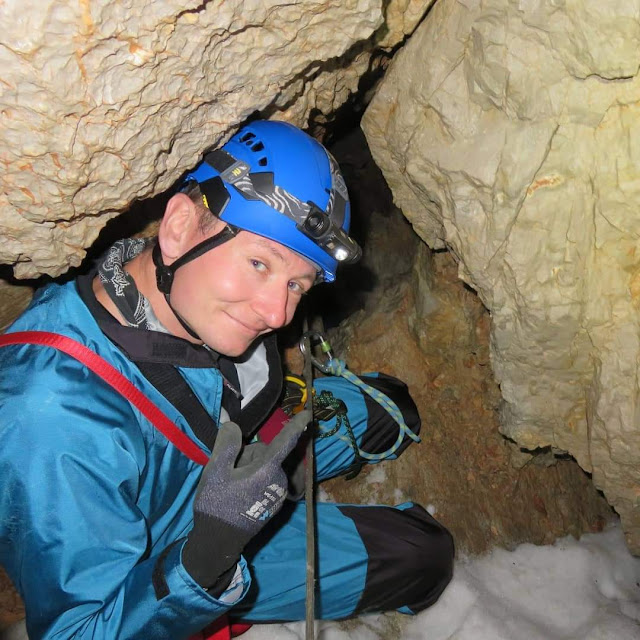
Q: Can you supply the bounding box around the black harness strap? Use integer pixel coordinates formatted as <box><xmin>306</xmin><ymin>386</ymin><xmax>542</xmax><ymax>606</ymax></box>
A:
<box><xmin>135</xmin><ymin>356</ymin><xmax>247</xmax><ymax>451</ymax></box>
<box><xmin>217</xmin><ymin>357</ymin><xmax>242</xmax><ymax>425</ymax></box>
<box><xmin>136</xmin><ymin>362</ymin><xmax>221</xmax><ymax>452</ymax></box>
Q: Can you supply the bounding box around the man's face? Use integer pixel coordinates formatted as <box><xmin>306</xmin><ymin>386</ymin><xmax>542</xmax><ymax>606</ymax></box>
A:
<box><xmin>168</xmin><ymin>225</ymin><xmax>317</xmax><ymax>357</ymax></box>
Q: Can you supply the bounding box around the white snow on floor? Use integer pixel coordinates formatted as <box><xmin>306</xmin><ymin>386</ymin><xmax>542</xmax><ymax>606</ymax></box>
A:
<box><xmin>242</xmin><ymin>523</ymin><xmax>640</xmax><ymax>640</ymax></box>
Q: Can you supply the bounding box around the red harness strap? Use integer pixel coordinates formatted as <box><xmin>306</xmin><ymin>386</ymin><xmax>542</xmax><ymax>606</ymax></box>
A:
<box><xmin>190</xmin><ymin>619</ymin><xmax>253</xmax><ymax>640</ymax></box>
<box><xmin>0</xmin><ymin>330</ymin><xmax>286</xmax><ymax>639</ymax></box>
<box><xmin>0</xmin><ymin>331</ymin><xmax>209</xmax><ymax>466</ymax></box>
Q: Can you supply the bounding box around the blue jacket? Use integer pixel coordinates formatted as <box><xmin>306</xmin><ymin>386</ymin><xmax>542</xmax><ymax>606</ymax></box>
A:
<box><xmin>0</xmin><ymin>276</ymin><xmax>281</xmax><ymax>639</ymax></box>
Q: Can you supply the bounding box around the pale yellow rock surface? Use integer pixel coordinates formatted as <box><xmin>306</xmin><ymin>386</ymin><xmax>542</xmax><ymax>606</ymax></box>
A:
<box><xmin>363</xmin><ymin>0</ymin><xmax>640</xmax><ymax>551</ymax></box>
<box><xmin>377</xmin><ymin>0</ymin><xmax>436</xmax><ymax>49</ymax></box>
<box><xmin>264</xmin><ymin>0</ymin><xmax>436</xmax><ymax>130</ymax></box>
<box><xmin>0</xmin><ymin>0</ymin><xmax>385</xmax><ymax>278</ymax></box>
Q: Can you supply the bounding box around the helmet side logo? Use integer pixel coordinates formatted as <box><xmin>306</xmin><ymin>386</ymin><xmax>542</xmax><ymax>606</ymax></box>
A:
<box><xmin>220</xmin><ymin>161</ymin><xmax>250</xmax><ymax>185</ymax></box>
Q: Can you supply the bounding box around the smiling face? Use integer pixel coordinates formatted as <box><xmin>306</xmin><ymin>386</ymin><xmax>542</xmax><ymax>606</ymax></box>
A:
<box><xmin>157</xmin><ymin>195</ymin><xmax>318</xmax><ymax>356</ymax></box>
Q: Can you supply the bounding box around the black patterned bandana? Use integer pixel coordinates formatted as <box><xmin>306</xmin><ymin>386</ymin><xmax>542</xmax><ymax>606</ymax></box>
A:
<box><xmin>97</xmin><ymin>238</ymin><xmax>167</xmax><ymax>332</ymax></box>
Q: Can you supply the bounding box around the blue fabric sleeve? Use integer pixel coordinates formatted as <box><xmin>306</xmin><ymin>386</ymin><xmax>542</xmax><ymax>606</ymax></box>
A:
<box><xmin>0</xmin><ymin>346</ymin><xmax>249</xmax><ymax>639</ymax></box>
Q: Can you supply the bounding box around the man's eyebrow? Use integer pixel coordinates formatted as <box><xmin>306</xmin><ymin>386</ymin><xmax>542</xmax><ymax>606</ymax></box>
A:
<box><xmin>254</xmin><ymin>237</ymin><xmax>317</xmax><ymax>282</ymax></box>
<box><xmin>254</xmin><ymin>237</ymin><xmax>287</xmax><ymax>263</ymax></box>
<box><xmin>298</xmin><ymin>271</ymin><xmax>317</xmax><ymax>284</ymax></box>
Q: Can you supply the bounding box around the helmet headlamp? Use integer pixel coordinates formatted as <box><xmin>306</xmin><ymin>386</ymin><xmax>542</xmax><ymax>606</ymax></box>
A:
<box><xmin>299</xmin><ymin>203</ymin><xmax>361</xmax><ymax>264</ymax></box>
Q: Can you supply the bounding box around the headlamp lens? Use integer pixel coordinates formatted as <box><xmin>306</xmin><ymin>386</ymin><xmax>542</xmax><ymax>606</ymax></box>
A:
<box><xmin>298</xmin><ymin>205</ymin><xmax>361</xmax><ymax>265</ymax></box>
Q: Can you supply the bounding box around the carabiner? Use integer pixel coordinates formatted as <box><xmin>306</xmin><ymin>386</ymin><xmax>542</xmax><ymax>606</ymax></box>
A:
<box><xmin>299</xmin><ymin>331</ymin><xmax>334</xmax><ymax>375</ymax></box>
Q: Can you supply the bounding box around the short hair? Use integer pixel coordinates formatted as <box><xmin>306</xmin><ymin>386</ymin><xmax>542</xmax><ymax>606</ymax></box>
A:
<box><xmin>181</xmin><ymin>181</ymin><xmax>217</xmax><ymax>234</ymax></box>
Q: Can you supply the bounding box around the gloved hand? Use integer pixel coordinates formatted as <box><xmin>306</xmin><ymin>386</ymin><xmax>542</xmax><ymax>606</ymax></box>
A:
<box><xmin>183</xmin><ymin>409</ymin><xmax>310</xmax><ymax>592</ymax></box>
<box><xmin>283</xmin><ymin>446</ymin><xmax>306</xmax><ymax>501</ymax></box>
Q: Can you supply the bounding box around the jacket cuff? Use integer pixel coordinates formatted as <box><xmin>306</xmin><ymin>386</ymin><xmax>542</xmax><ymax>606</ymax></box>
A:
<box><xmin>153</xmin><ymin>539</ymin><xmax>250</xmax><ymax>620</ymax></box>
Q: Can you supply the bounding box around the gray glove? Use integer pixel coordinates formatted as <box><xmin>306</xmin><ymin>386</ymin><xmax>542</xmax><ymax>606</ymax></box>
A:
<box><xmin>283</xmin><ymin>446</ymin><xmax>306</xmax><ymax>501</ymax></box>
<box><xmin>183</xmin><ymin>410</ymin><xmax>310</xmax><ymax>590</ymax></box>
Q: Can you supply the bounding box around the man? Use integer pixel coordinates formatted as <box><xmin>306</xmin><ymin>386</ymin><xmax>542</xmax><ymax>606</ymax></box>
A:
<box><xmin>0</xmin><ymin>120</ymin><xmax>453</xmax><ymax>639</ymax></box>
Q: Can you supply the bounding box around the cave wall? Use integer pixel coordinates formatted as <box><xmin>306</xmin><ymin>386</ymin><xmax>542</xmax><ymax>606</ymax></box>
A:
<box><xmin>0</xmin><ymin>0</ymin><xmax>431</xmax><ymax>279</ymax></box>
<box><xmin>319</xmin><ymin>129</ymin><xmax>614</xmax><ymax>557</ymax></box>
<box><xmin>0</xmin><ymin>0</ymin><xmax>629</xmax><ymax>624</ymax></box>
<box><xmin>362</xmin><ymin>0</ymin><xmax>640</xmax><ymax>551</ymax></box>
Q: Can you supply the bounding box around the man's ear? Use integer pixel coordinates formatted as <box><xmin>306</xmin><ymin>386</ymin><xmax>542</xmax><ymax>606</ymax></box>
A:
<box><xmin>157</xmin><ymin>193</ymin><xmax>199</xmax><ymax>264</ymax></box>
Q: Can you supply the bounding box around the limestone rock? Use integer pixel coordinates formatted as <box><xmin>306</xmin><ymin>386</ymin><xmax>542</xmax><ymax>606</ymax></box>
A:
<box><xmin>313</xmin><ymin>128</ymin><xmax>614</xmax><ymax>555</ymax></box>
<box><xmin>377</xmin><ymin>0</ymin><xmax>437</xmax><ymax>50</ymax></box>
<box><xmin>0</xmin><ymin>0</ymin><xmax>385</xmax><ymax>279</ymax></box>
<box><xmin>363</xmin><ymin>0</ymin><xmax>640</xmax><ymax>551</ymax></box>
<box><xmin>327</xmin><ymin>249</ymin><xmax>614</xmax><ymax>556</ymax></box>
<box><xmin>275</xmin><ymin>0</ymin><xmax>435</xmax><ymax>126</ymax></box>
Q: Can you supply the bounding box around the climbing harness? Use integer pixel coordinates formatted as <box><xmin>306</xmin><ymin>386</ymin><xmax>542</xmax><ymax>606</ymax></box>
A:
<box><xmin>299</xmin><ymin>331</ymin><xmax>421</xmax><ymax>463</ymax></box>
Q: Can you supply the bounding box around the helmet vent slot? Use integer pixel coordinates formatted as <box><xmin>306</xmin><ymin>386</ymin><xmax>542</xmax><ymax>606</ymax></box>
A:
<box><xmin>251</xmin><ymin>141</ymin><xmax>264</xmax><ymax>152</ymax></box>
<box><xmin>240</xmin><ymin>132</ymin><xmax>256</xmax><ymax>143</ymax></box>
<box><xmin>258</xmin><ymin>156</ymin><xmax>268</xmax><ymax>167</ymax></box>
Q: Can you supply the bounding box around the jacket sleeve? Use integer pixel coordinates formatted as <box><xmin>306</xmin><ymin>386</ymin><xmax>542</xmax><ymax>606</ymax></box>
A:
<box><xmin>0</xmin><ymin>355</ymin><xmax>250</xmax><ymax>639</ymax></box>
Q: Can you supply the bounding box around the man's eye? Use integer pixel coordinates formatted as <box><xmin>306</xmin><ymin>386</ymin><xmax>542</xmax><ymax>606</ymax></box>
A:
<box><xmin>251</xmin><ymin>259</ymin><xmax>267</xmax><ymax>272</ymax></box>
<box><xmin>288</xmin><ymin>281</ymin><xmax>306</xmax><ymax>294</ymax></box>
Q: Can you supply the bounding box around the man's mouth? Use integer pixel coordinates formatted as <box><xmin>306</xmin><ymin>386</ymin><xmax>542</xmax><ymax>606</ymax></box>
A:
<box><xmin>227</xmin><ymin>314</ymin><xmax>264</xmax><ymax>334</ymax></box>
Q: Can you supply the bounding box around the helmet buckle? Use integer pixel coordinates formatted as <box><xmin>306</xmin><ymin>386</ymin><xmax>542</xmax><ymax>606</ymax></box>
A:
<box><xmin>152</xmin><ymin>242</ymin><xmax>175</xmax><ymax>294</ymax></box>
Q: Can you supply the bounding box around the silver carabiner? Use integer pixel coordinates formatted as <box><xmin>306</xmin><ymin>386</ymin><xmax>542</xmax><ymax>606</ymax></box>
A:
<box><xmin>299</xmin><ymin>330</ymin><xmax>334</xmax><ymax>375</ymax></box>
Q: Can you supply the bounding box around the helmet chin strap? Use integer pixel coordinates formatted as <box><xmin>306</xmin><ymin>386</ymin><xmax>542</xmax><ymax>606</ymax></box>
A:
<box><xmin>152</xmin><ymin>226</ymin><xmax>237</xmax><ymax>342</ymax></box>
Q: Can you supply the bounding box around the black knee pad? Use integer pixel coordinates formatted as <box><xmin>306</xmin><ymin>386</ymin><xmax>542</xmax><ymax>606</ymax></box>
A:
<box><xmin>358</xmin><ymin>373</ymin><xmax>421</xmax><ymax>459</ymax></box>
<box><xmin>339</xmin><ymin>503</ymin><xmax>454</xmax><ymax>615</ymax></box>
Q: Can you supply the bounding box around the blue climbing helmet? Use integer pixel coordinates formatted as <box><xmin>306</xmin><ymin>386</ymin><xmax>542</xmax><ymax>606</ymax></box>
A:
<box><xmin>182</xmin><ymin>119</ymin><xmax>361</xmax><ymax>283</ymax></box>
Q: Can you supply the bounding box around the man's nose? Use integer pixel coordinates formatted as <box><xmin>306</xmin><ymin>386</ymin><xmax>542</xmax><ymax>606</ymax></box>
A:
<box><xmin>254</xmin><ymin>283</ymin><xmax>290</xmax><ymax>330</ymax></box>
